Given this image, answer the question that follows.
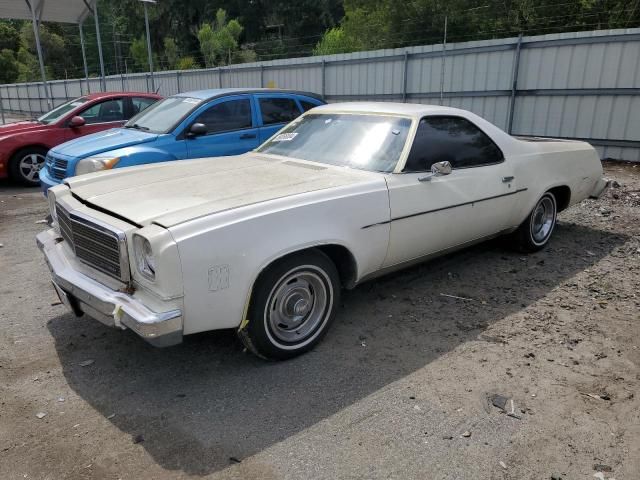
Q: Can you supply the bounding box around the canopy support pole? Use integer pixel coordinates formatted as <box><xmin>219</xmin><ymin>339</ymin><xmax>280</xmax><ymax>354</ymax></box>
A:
<box><xmin>143</xmin><ymin>1</ymin><xmax>155</xmax><ymax>92</ymax></box>
<box><xmin>92</xmin><ymin>0</ymin><xmax>106</xmax><ymax>91</ymax></box>
<box><xmin>27</xmin><ymin>0</ymin><xmax>51</xmax><ymax>109</ymax></box>
<box><xmin>79</xmin><ymin>20</ymin><xmax>90</xmax><ymax>93</ymax></box>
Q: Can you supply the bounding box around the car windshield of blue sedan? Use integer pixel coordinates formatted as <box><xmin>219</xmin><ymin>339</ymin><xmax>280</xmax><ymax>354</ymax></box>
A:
<box><xmin>124</xmin><ymin>96</ymin><xmax>202</xmax><ymax>134</ymax></box>
<box><xmin>257</xmin><ymin>113</ymin><xmax>412</xmax><ymax>172</ymax></box>
<box><xmin>37</xmin><ymin>97</ymin><xmax>88</xmax><ymax>124</ymax></box>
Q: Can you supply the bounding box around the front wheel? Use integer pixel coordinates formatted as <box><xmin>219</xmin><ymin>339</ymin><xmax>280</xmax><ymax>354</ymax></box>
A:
<box><xmin>9</xmin><ymin>147</ymin><xmax>48</xmax><ymax>186</ymax></box>
<box><xmin>513</xmin><ymin>191</ymin><xmax>557</xmax><ymax>252</ymax></box>
<box><xmin>239</xmin><ymin>250</ymin><xmax>340</xmax><ymax>360</ymax></box>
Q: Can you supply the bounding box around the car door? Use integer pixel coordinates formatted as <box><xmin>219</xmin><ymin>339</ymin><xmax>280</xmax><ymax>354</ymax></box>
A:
<box><xmin>383</xmin><ymin>115</ymin><xmax>517</xmax><ymax>267</ymax></box>
<box><xmin>255</xmin><ymin>94</ymin><xmax>304</xmax><ymax>143</ymax></box>
<box><xmin>65</xmin><ymin>97</ymin><xmax>127</xmax><ymax>140</ymax></box>
<box><xmin>185</xmin><ymin>95</ymin><xmax>259</xmax><ymax>158</ymax></box>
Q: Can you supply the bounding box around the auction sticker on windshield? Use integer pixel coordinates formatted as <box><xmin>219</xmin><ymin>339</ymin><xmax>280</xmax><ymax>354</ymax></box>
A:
<box><xmin>273</xmin><ymin>133</ymin><xmax>298</xmax><ymax>142</ymax></box>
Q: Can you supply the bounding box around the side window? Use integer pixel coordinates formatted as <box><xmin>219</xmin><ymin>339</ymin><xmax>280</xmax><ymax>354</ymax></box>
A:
<box><xmin>130</xmin><ymin>97</ymin><xmax>157</xmax><ymax>117</ymax></box>
<box><xmin>404</xmin><ymin>116</ymin><xmax>504</xmax><ymax>172</ymax></box>
<box><xmin>259</xmin><ymin>97</ymin><xmax>302</xmax><ymax>125</ymax></box>
<box><xmin>193</xmin><ymin>98</ymin><xmax>252</xmax><ymax>134</ymax></box>
<box><xmin>299</xmin><ymin>99</ymin><xmax>319</xmax><ymax>112</ymax></box>
<box><xmin>79</xmin><ymin>99</ymin><xmax>125</xmax><ymax>124</ymax></box>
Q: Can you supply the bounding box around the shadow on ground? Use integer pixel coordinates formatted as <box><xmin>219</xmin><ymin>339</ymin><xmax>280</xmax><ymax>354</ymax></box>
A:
<box><xmin>47</xmin><ymin>222</ymin><xmax>627</xmax><ymax>476</ymax></box>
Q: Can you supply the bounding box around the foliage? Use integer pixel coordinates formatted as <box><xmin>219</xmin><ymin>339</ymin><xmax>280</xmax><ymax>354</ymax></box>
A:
<box><xmin>313</xmin><ymin>27</ymin><xmax>360</xmax><ymax>55</ymax></box>
<box><xmin>164</xmin><ymin>37</ymin><xmax>179</xmax><ymax>70</ymax></box>
<box><xmin>129</xmin><ymin>37</ymin><xmax>148</xmax><ymax>71</ymax></box>
<box><xmin>0</xmin><ymin>0</ymin><xmax>638</xmax><ymax>84</ymax></box>
<box><xmin>197</xmin><ymin>9</ymin><xmax>244</xmax><ymax>67</ymax></box>
<box><xmin>176</xmin><ymin>56</ymin><xmax>199</xmax><ymax>70</ymax></box>
<box><xmin>0</xmin><ymin>23</ymin><xmax>20</xmax><ymax>52</ymax></box>
<box><xmin>0</xmin><ymin>49</ymin><xmax>20</xmax><ymax>83</ymax></box>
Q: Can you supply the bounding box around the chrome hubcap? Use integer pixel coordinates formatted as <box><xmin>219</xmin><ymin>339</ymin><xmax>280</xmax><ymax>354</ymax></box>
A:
<box><xmin>19</xmin><ymin>153</ymin><xmax>46</xmax><ymax>182</ymax></box>
<box><xmin>530</xmin><ymin>196</ymin><xmax>555</xmax><ymax>243</ymax></box>
<box><xmin>266</xmin><ymin>267</ymin><xmax>330</xmax><ymax>344</ymax></box>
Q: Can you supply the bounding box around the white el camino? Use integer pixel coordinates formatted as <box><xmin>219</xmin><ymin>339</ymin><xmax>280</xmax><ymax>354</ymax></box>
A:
<box><xmin>38</xmin><ymin>102</ymin><xmax>609</xmax><ymax>359</ymax></box>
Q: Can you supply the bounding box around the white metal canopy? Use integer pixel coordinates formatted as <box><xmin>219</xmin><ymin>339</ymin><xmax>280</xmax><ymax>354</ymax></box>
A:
<box><xmin>0</xmin><ymin>0</ymin><xmax>91</xmax><ymax>24</ymax></box>
<box><xmin>0</xmin><ymin>0</ymin><xmax>105</xmax><ymax>108</ymax></box>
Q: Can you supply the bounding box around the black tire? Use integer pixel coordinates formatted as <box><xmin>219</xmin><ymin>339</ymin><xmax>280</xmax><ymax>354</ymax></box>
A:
<box><xmin>513</xmin><ymin>191</ymin><xmax>558</xmax><ymax>252</ymax></box>
<box><xmin>9</xmin><ymin>147</ymin><xmax>48</xmax><ymax>186</ymax></box>
<box><xmin>239</xmin><ymin>249</ymin><xmax>340</xmax><ymax>360</ymax></box>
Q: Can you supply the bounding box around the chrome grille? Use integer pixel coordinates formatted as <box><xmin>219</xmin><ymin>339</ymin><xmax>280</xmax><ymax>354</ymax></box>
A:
<box><xmin>56</xmin><ymin>202</ymin><xmax>128</xmax><ymax>281</ymax></box>
<box><xmin>46</xmin><ymin>153</ymin><xmax>68</xmax><ymax>180</ymax></box>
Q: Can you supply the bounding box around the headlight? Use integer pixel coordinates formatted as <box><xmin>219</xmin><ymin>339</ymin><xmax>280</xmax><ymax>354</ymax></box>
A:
<box><xmin>75</xmin><ymin>156</ymin><xmax>120</xmax><ymax>176</ymax></box>
<box><xmin>133</xmin><ymin>234</ymin><xmax>156</xmax><ymax>281</ymax></box>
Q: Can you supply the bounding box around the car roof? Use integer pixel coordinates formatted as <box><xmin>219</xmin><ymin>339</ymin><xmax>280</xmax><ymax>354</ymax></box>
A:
<box><xmin>83</xmin><ymin>92</ymin><xmax>162</xmax><ymax>100</ymax></box>
<box><xmin>172</xmin><ymin>88</ymin><xmax>323</xmax><ymax>102</ymax></box>
<box><xmin>311</xmin><ymin>102</ymin><xmax>469</xmax><ymax>118</ymax></box>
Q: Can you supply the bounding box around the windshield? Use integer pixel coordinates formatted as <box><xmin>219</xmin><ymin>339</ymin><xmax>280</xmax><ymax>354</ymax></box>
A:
<box><xmin>37</xmin><ymin>97</ymin><xmax>88</xmax><ymax>125</ymax></box>
<box><xmin>257</xmin><ymin>113</ymin><xmax>412</xmax><ymax>172</ymax></box>
<box><xmin>124</xmin><ymin>96</ymin><xmax>202</xmax><ymax>133</ymax></box>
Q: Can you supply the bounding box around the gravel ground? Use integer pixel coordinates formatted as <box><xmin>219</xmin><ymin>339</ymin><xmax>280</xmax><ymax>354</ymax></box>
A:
<box><xmin>0</xmin><ymin>161</ymin><xmax>638</xmax><ymax>480</ymax></box>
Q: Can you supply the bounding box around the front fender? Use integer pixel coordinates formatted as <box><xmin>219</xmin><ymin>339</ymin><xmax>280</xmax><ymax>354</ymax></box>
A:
<box><xmin>112</xmin><ymin>146</ymin><xmax>183</xmax><ymax>168</ymax></box>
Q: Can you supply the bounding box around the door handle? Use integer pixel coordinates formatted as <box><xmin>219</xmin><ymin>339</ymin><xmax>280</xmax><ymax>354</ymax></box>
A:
<box><xmin>502</xmin><ymin>176</ymin><xmax>515</xmax><ymax>183</ymax></box>
<box><xmin>239</xmin><ymin>133</ymin><xmax>257</xmax><ymax>139</ymax></box>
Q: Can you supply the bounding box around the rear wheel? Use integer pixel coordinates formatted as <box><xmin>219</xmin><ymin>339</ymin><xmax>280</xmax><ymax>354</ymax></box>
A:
<box><xmin>513</xmin><ymin>191</ymin><xmax>557</xmax><ymax>252</ymax></box>
<box><xmin>239</xmin><ymin>250</ymin><xmax>340</xmax><ymax>360</ymax></box>
<box><xmin>9</xmin><ymin>147</ymin><xmax>48</xmax><ymax>186</ymax></box>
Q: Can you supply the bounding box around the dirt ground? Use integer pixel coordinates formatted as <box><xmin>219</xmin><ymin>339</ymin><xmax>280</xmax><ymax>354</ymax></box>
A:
<box><xmin>0</xmin><ymin>161</ymin><xmax>638</xmax><ymax>480</ymax></box>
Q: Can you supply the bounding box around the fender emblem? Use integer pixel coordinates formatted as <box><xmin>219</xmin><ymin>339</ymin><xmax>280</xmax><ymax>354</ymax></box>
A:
<box><xmin>208</xmin><ymin>265</ymin><xmax>230</xmax><ymax>291</ymax></box>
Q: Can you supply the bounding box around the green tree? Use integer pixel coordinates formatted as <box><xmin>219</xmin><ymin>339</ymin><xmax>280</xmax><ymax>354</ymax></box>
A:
<box><xmin>129</xmin><ymin>37</ymin><xmax>148</xmax><ymax>71</ymax></box>
<box><xmin>0</xmin><ymin>22</ymin><xmax>21</xmax><ymax>52</ymax></box>
<box><xmin>163</xmin><ymin>37</ymin><xmax>179</xmax><ymax>70</ymax></box>
<box><xmin>0</xmin><ymin>49</ymin><xmax>20</xmax><ymax>83</ymax></box>
<box><xmin>176</xmin><ymin>56</ymin><xmax>199</xmax><ymax>70</ymax></box>
<box><xmin>197</xmin><ymin>8</ymin><xmax>244</xmax><ymax>67</ymax></box>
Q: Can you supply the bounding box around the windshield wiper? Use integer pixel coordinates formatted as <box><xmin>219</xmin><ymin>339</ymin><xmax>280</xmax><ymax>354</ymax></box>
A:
<box><xmin>124</xmin><ymin>123</ymin><xmax>150</xmax><ymax>131</ymax></box>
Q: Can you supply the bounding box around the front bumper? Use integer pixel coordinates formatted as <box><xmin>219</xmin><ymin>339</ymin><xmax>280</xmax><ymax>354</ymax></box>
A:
<box><xmin>589</xmin><ymin>177</ymin><xmax>612</xmax><ymax>199</ymax></box>
<box><xmin>39</xmin><ymin>166</ymin><xmax>61</xmax><ymax>196</ymax></box>
<box><xmin>37</xmin><ymin>229</ymin><xmax>183</xmax><ymax>347</ymax></box>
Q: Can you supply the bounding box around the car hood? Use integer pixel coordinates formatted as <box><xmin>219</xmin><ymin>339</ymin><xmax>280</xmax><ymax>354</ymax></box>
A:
<box><xmin>0</xmin><ymin>120</ymin><xmax>49</xmax><ymax>136</ymax></box>
<box><xmin>64</xmin><ymin>153</ymin><xmax>383</xmax><ymax>227</ymax></box>
<box><xmin>52</xmin><ymin>128</ymin><xmax>158</xmax><ymax>158</ymax></box>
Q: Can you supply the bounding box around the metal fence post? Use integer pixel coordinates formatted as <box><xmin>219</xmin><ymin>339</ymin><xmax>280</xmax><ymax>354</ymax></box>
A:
<box><xmin>176</xmin><ymin>71</ymin><xmax>181</xmax><ymax>93</ymax></box>
<box><xmin>15</xmin><ymin>84</ymin><xmax>22</xmax><ymax>113</ymax></box>
<box><xmin>63</xmin><ymin>79</ymin><xmax>69</xmax><ymax>101</ymax></box>
<box><xmin>507</xmin><ymin>34</ymin><xmax>523</xmax><ymax>134</ymax></box>
<box><xmin>25</xmin><ymin>83</ymin><xmax>32</xmax><ymax>118</ymax></box>
<box><xmin>260</xmin><ymin>65</ymin><xmax>264</xmax><ymax>87</ymax></box>
<box><xmin>0</xmin><ymin>87</ymin><xmax>5</xmax><ymax>124</ymax></box>
<box><xmin>219</xmin><ymin>68</ymin><xmax>223</xmax><ymax>88</ymax></box>
<box><xmin>402</xmin><ymin>51</ymin><xmax>409</xmax><ymax>102</ymax></box>
<box><xmin>121</xmin><ymin>74</ymin><xmax>125</xmax><ymax>91</ymax></box>
<box><xmin>321</xmin><ymin>60</ymin><xmax>326</xmax><ymax>98</ymax></box>
<box><xmin>146</xmin><ymin>74</ymin><xmax>150</xmax><ymax>93</ymax></box>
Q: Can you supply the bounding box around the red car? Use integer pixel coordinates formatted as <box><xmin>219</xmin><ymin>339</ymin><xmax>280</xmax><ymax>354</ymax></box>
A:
<box><xmin>0</xmin><ymin>92</ymin><xmax>161</xmax><ymax>186</ymax></box>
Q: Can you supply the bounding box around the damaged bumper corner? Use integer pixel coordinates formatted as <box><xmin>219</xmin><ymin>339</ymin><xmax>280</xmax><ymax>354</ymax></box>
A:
<box><xmin>36</xmin><ymin>229</ymin><xmax>183</xmax><ymax>347</ymax></box>
<box><xmin>589</xmin><ymin>177</ymin><xmax>612</xmax><ymax>199</ymax></box>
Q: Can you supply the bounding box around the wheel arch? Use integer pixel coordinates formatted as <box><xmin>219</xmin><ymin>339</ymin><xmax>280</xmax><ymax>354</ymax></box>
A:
<box><xmin>547</xmin><ymin>185</ymin><xmax>571</xmax><ymax>212</ymax></box>
<box><xmin>9</xmin><ymin>144</ymin><xmax>51</xmax><ymax>161</ymax></box>
<box><xmin>252</xmin><ymin>243</ymin><xmax>359</xmax><ymax>292</ymax></box>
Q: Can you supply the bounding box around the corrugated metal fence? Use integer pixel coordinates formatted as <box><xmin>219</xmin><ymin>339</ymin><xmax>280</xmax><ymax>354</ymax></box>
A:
<box><xmin>1</xmin><ymin>27</ymin><xmax>639</xmax><ymax>161</ymax></box>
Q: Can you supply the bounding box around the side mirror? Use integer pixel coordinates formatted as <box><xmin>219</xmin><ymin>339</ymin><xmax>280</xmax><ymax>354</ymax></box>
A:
<box><xmin>418</xmin><ymin>161</ymin><xmax>452</xmax><ymax>182</ymax></box>
<box><xmin>187</xmin><ymin>123</ymin><xmax>207</xmax><ymax>137</ymax></box>
<box><xmin>69</xmin><ymin>116</ymin><xmax>86</xmax><ymax>127</ymax></box>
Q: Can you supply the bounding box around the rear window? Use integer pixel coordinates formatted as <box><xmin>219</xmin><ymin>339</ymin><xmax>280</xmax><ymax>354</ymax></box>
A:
<box><xmin>259</xmin><ymin>97</ymin><xmax>302</xmax><ymax>125</ymax></box>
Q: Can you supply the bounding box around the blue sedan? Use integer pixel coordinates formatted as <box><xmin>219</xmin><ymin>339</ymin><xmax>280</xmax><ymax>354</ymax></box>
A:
<box><xmin>40</xmin><ymin>88</ymin><xmax>325</xmax><ymax>194</ymax></box>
